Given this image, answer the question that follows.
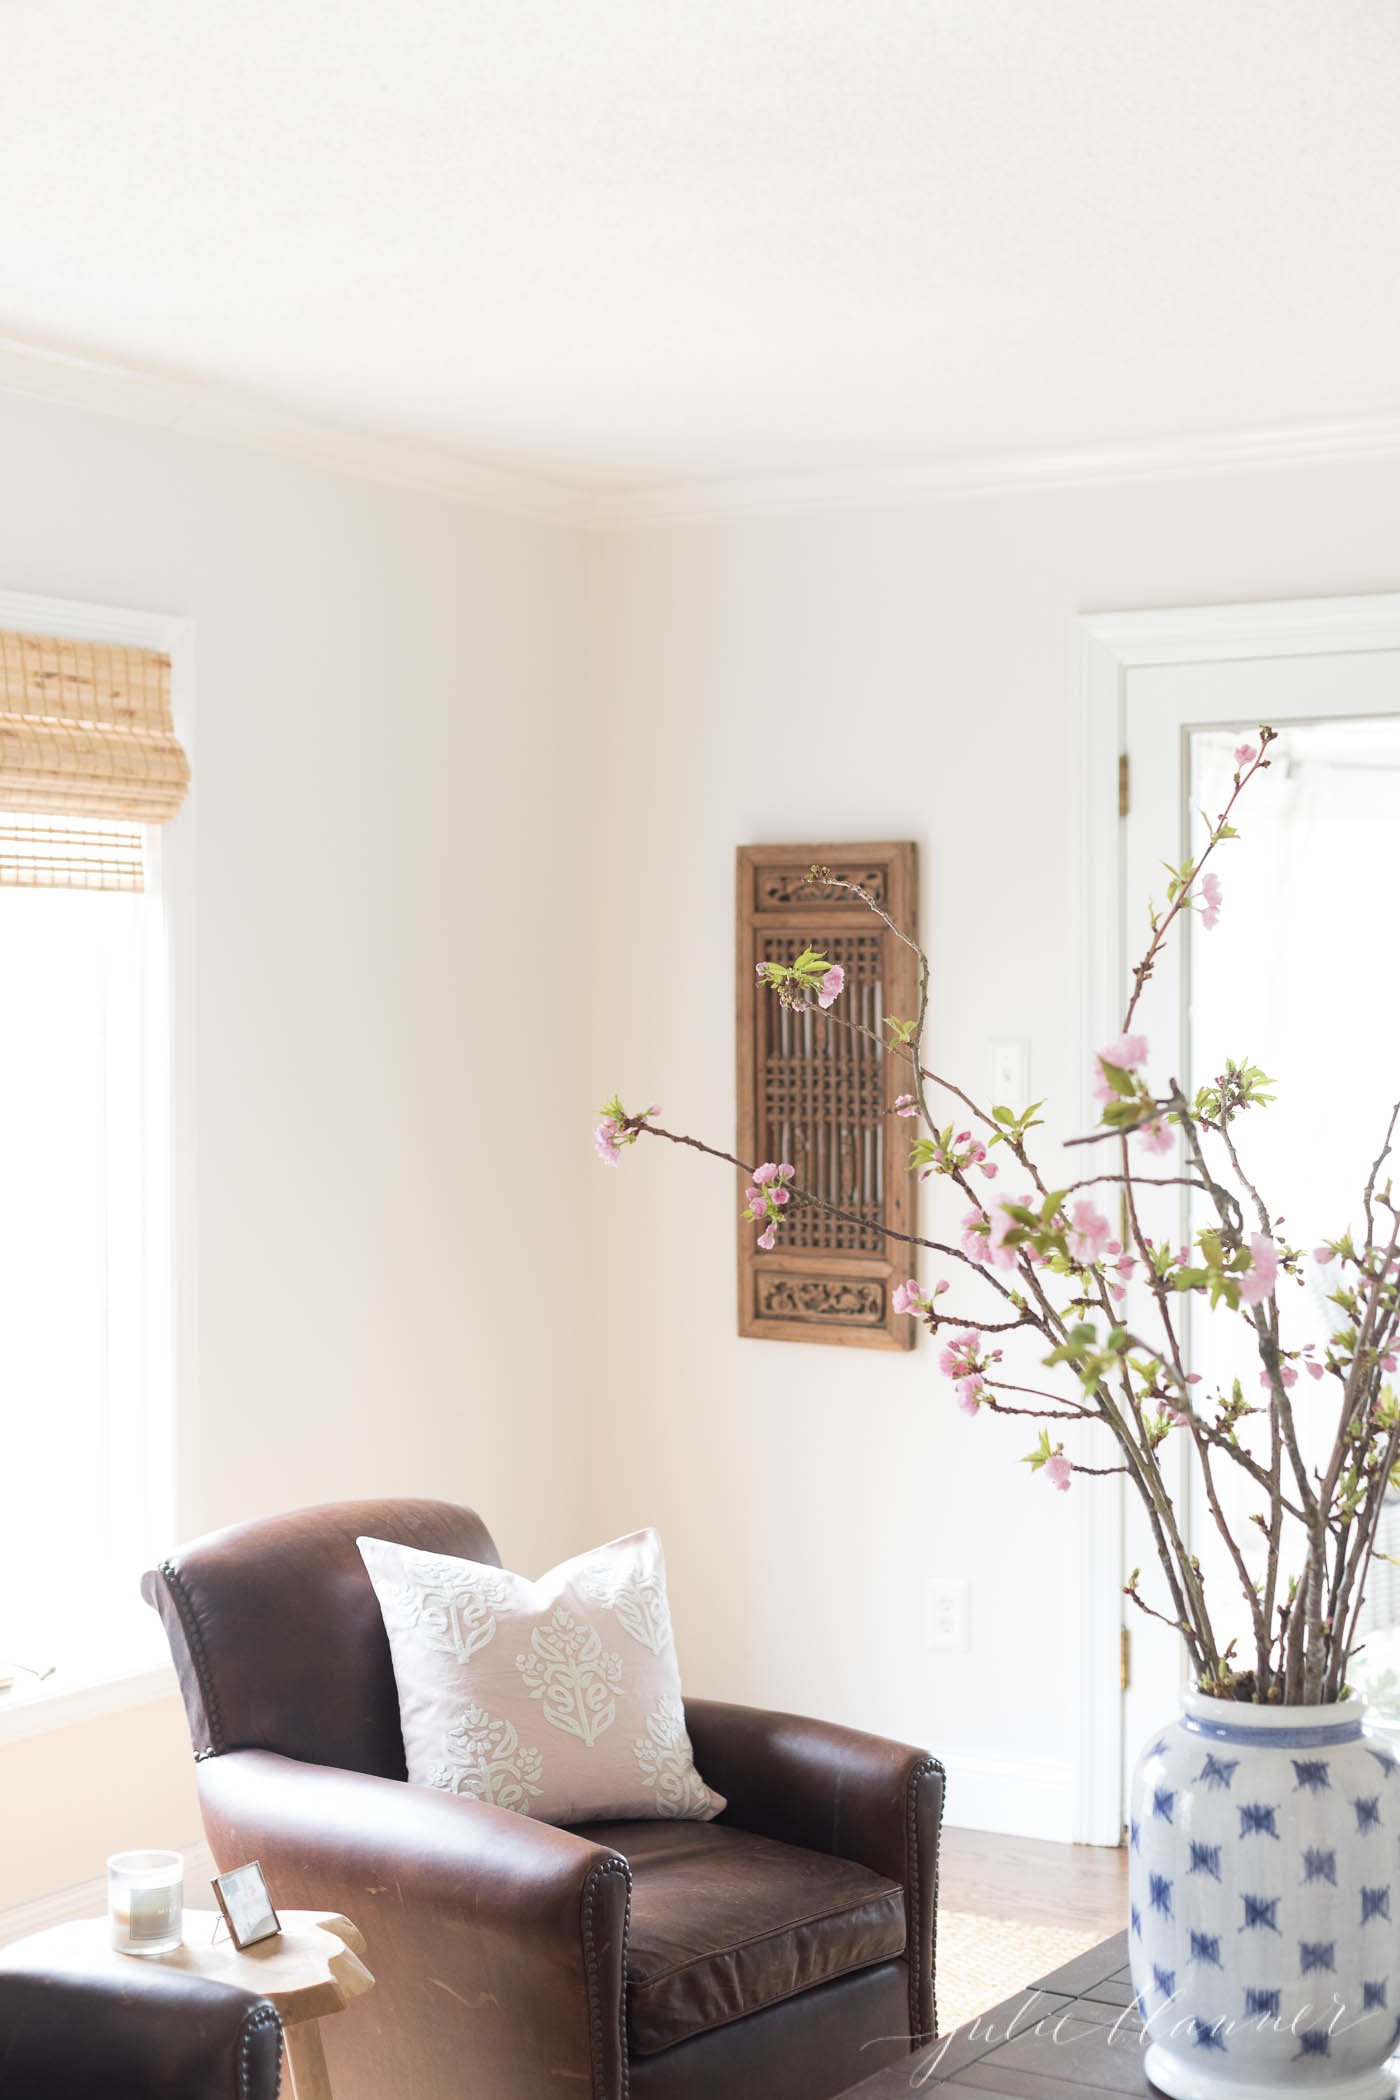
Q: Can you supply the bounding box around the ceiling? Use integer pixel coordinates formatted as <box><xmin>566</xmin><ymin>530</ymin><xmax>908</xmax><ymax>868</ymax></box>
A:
<box><xmin>3</xmin><ymin>1</ymin><xmax>1398</xmax><ymax>495</ymax></box>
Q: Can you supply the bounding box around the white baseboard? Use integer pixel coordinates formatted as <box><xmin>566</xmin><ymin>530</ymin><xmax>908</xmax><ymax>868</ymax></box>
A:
<box><xmin>938</xmin><ymin>1747</ymin><xmax>1079</xmax><ymax>1844</ymax></box>
<box><xmin>0</xmin><ymin>1839</ymin><xmax>214</xmax><ymax>1948</ymax></box>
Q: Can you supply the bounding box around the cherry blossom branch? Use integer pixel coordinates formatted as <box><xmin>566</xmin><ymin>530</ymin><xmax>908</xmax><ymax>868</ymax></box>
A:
<box><xmin>1121</xmin><ymin>731</ymin><xmax>1275</xmax><ymax>1031</ymax></box>
<box><xmin>630</xmin><ymin>1119</ymin><xmax>1021</xmax><ymax>1289</ymax></box>
<box><xmin>596</xmin><ymin>724</ymin><xmax>1400</xmax><ymax>1700</ymax></box>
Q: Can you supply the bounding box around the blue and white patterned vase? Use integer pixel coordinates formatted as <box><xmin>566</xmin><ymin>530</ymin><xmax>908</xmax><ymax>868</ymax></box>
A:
<box><xmin>1129</xmin><ymin>1694</ymin><xmax>1400</xmax><ymax>2100</ymax></box>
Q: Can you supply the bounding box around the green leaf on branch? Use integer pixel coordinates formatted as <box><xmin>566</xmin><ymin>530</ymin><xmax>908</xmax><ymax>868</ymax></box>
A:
<box><xmin>1022</xmin><ymin>1428</ymin><xmax>1054</xmax><ymax>1474</ymax></box>
<box><xmin>988</xmin><ymin>1100</ymin><xmax>1046</xmax><ymax>1149</ymax></box>
<box><xmin>1098</xmin><ymin>1061</ymin><xmax>1136</xmax><ymax>1099</ymax></box>
<box><xmin>1193</xmin><ymin>1058</ymin><xmax>1276</xmax><ymax>1123</ymax></box>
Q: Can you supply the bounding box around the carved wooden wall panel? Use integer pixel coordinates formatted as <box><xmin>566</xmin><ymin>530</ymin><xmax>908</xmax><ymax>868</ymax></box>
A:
<box><xmin>736</xmin><ymin>842</ymin><xmax>918</xmax><ymax>1349</ymax></box>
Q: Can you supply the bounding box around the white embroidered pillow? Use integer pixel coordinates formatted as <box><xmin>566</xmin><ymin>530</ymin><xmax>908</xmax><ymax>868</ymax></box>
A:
<box><xmin>357</xmin><ymin>1528</ymin><xmax>724</xmax><ymax>1826</ymax></box>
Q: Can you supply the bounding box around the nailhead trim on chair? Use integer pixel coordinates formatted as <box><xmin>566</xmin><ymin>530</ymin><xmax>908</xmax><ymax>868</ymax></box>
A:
<box><xmin>237</xmin><ymin>2001</ymin><xmax>282</xmax><ymax>2099</ymax></box>
<box><xmin>158</xmin><ymin>1557</ymin><xmax>228</xmax><ymax>1757</ymax></box>
<box><xmin>906</xmin><ymin>1756</ymin><xmax>946</xmax><ymax>2048</ymax></box>
<box><xmin>582</xmin><ymin>1854</ymin><xmax>632</xmax><ymax>2100</ymax></box>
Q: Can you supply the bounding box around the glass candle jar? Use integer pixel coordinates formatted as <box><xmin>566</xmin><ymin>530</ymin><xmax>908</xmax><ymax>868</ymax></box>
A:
<box><xmin>107</xmin><ymin>1849</ymin><xmax>183</xmax><ymax>1956</ymax></box>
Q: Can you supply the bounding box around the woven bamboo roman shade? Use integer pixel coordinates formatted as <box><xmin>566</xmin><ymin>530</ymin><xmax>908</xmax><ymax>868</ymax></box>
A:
<box><xmin>0</xmin><ymin>629</ymin><xmax>188</xmax><ymax>892</ymax></box>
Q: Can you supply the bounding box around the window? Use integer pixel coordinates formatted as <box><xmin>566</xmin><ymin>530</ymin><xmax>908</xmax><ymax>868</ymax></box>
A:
<box><xmin>0</xmin><ymin>617</ymin><xmax>188</xmax><ymax>1690</ymax></box>
<box><xmin>0</xmin><ymin>824</ymin><xmax>173</xmax><ymax>1672</ymax></box>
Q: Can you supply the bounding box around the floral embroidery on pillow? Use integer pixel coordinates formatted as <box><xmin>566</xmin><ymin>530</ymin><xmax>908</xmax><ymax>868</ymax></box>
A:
<box><xmin>516</xmin><ymin>1607</ymin><xmax>623</xmax><ymax>1747</ymax></box>
<box><xmin>429</xmin><ymin>1700</ymin><xmax>543</xmax><ymax>1811</ymax></box>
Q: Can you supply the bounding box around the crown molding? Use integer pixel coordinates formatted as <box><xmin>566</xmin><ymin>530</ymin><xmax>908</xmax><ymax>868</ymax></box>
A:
<box><xmin>4</xmin><ymin>329</ymin><xmax>1400</xmax><ymax>531</ymax></box>
<box><xmin>590</xmin><ymin>413</ymin><xmax>1400</xmax><ymax>529</ymax></box>
<box><xmin>0</xmin><ymin>334</ymin><xmax>593</xmax><ymax>530</ymax></box>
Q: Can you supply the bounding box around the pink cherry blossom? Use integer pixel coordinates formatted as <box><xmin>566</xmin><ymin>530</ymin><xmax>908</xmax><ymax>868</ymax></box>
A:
<box><xmin>1100</xmin><ymin>1032</ymin><xmax>1149</xmax><ymax>1073</ymax></box>
<box><xmin>1167</xmin><ymin>1407</ymin><xmax>1192</xmax><ymax>1428</ymax></box>
<box><xmin>1200</xmin><ymin>870</ymin><xmax>1222</xmax><ymax>931</ymax></box>
<box><xmin>778</xmin><ymin>1162</ymin><xmax>795</xmax><ymax>1179</ymax></box>
<box><xmin>817</xmin><ymin>965</ymin><xmax>845</xmax><ymax>1009</ymax></box>
<box><xmin>893</xmin><ymin>1092</ymin><xmax>918</xmax><ymax>1118</ymax></box>
<box><xmin>1067</xmin><ymin>1198</ymin><xmax>1111</xmax><ymax>1266</ymax></box>
<box><xmin>938</xmin><ymin>1331</ymin><xmax>983</xmax><ymax>1379</ymax></box>
<box><xmin>956</xmin><ymin>1379</ymin><xmax>984</xmax><ymax>1415</ymax></box>
<box><xmin>1138</xmin><ymin>1118</ymin><xmax>1174</xmax><ymax>1155</ymax></box>
<box><xmin>1314</xmin><ymin>1245</ymin><xmax>1336</xmax><ymax>1266</ymax></box>
<box><xmin>593</xmin><ymin>1119</ymin><xmax>623</xmax><ymax>1166</ymax></box>
<box><xmin>1260</xmin><ymin>1364</ymin><xmax>1298</xmax><ymax>1390</ymax></box>
<box><xmin>757</xmin><ymin>1224</ymin><xmax>776</xmax><ymax>1251</ymax></box>
<box><xmin>1238</xmin><ymin>1233</ymin><xmax>1278</xmax><ymax>1307</ymax></box>
<box><xmin>960</xmin><ymin>1208</ymin><xmax>990</xmax><ymax>1263</ymax></box>
<box><xmin>772</xmin><ymin>1187</ymin><xmax>789</xmax><ymax>1205</ymax></box>
<box><xmin>1044</xmin><ymin>1453</ymin><xmax>1072</xmax><ymax>1493</ymax></box>
<box><xmin>1234</xmin><ymin>741</ymin><xmax>1259</xmax><ymax>768</ymax></box>
<box><xmin>985</xmin><ymin>1202</ymin><xmax>1021</xmax><ymax>1270</ymax></box>
<box><xmin>753</xmin><ymin>1161</ymin><xmax>778</xmax><ymax>1185</ymax></box>
<box><xmin>1306</xmin><ymin>1360</ymin><xmax>1325</xmax><ymax>1380</ymax></box>
<box><xmin>892</xmin><ymin>1279</ymin><xmax>924</xmax><ymax>1317</ymax></box>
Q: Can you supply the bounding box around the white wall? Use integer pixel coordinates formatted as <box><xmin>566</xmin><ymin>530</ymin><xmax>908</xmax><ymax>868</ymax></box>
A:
<box><xmin>586</xmin><ymin>460</ymin><xmax>1400</xmax><ymax>1839</ymax></box>
<box><xmin>0</xmin><ymin>394</ymin><xmax>589</xmax><ymax>1910</ymax></box>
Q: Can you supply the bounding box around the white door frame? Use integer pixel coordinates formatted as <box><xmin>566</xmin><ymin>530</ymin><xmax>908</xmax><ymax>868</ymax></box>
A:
<box><xmin>1070</xmin><ymin>589</ymin><xmax>1400</xmax><ymax>1844</ymax></box>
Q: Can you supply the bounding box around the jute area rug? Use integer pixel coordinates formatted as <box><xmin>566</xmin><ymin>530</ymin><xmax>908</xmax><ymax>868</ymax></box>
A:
<box><xmin>936</xmin><ymin>1910</ymin><xmax>1105</xmax><ymax>2037</ymax></box>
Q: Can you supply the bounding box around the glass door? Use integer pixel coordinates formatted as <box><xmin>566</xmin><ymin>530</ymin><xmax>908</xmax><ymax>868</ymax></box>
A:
<box><xmin>1121</xmin><ymin>653</ymin><xmax>1400</xmax><ymax>1799</ymax></box>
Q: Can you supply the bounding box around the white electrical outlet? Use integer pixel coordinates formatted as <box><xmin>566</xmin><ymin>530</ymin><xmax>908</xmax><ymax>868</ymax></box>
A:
<box><xmin>990</xmin><ymin>1037</ymin><xmax>1030</xmax><ymax>1108</ymax></box>
<box><xmin>925</xmin><ymin>1577</ymin><xmax>969</xmax><ymax>1651</ymax></box>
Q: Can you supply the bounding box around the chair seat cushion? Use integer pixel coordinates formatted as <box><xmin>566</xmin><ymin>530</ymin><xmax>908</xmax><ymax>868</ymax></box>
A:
<box><xmin>574</xmin><ymin>1820</ymin><xmax>906</xmax><ymax>2055</ymax></box>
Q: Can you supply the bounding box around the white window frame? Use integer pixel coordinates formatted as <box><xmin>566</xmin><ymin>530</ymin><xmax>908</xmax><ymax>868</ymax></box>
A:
<box><xmin>0</xmin><ymin>588</ymin><xmax>195</xmax><ymax>1744</ymax></box>
<box><xmin>1071</xmin><ymin>588</ymin><xmax>1400</xmax><ymax>1844</ymax></box>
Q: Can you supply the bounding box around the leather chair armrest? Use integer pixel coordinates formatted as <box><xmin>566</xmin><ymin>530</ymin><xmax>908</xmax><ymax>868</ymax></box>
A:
<box><xmin>685</xmin><ymin>1698</ymin><xmax>944</xmax><ymax>2046</ymax></box>
<box><xmin>0</xmin><ymin>1963</ymin><xmax>281</xmax><ymax>2100</ymax></box>
<box><xmin>197</xmin><ymin>1750</ymin><xmax>630</xmax><ymax>2100</ymax></box>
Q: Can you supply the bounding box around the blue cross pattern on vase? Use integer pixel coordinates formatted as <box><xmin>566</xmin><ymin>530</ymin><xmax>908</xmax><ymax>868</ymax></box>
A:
<box><xmin>1128</xmin><ymin>1694</ymin><xmax>1400</xmax><ymax>2100</ymax></box>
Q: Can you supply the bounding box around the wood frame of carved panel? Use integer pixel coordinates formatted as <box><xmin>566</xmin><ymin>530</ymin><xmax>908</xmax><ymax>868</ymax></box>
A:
<box><xmin>736</xmin><ymin>842</ymin><xmax>918</xmax><ymax>1349</ymax></box>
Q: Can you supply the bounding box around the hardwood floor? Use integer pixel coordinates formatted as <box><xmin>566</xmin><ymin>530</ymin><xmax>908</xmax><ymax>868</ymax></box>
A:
<box><xmin>939</xmin><ymin>1826</ymin><xmax>1127</xmax><ymax>1934</ymax></box>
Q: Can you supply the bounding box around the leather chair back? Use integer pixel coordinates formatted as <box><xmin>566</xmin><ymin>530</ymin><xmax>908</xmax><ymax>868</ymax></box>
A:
<box><xmin>144</xmin><ymin>1498</ymin><xmax>499</xmax><ymax>1776</ymax></box>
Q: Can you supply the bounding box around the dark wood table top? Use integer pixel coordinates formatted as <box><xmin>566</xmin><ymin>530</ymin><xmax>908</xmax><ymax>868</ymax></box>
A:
<box><xmin>842</xmin><ymin>1933</ymin><xmax>1151</xmax><ymax>2098</ymax></box>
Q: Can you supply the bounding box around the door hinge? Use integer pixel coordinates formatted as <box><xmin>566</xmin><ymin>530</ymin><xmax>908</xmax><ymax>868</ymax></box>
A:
<box><xmin>1120</xmin><ymin>1625</ymin><xmax>1132</xmax><ymax>1691</ymax></box>
<box><xmin>1118</xmin><ymin>752</ymin><xmax>1130</xmax><ymax>820</ymax></box>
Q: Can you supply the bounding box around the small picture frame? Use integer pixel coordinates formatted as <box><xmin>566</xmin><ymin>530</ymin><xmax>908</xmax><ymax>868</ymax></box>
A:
<box><xmin>211</xmin><ymin>1860</ymin><xmax>281</xmax><ymax>1951</ymax></box>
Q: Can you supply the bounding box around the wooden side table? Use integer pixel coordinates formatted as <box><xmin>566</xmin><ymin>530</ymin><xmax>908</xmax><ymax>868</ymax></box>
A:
<box><xmin>0</xmin><ymin>1908</ymin><xmax>372</xmax><ymax>2100</ymax></box>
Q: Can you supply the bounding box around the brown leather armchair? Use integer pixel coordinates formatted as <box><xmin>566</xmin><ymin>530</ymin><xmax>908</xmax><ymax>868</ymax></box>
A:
<box><xmin>145</xmin><ymin>1499</ymin><xmax>943</xmax><ymax>2100</ymax></box>
<box><xmin>0</xmin><ymin>1953</ymin><xmax>281</xmax><ymax>2099</ymax></box>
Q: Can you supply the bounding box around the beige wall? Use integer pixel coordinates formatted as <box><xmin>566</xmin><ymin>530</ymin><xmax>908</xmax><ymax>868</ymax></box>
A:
<box><xmin>585</xmin><ymin>461</ymin><xmax>1400</xmax><ymax>1836</ymax></box>
<box><xmin>6</xmin><ymin>402</ymin><xmax>1400</xmax><ymax>1906</ymax></box>
<box><xmin>0</xmin><ymin>395</ymin><xmax>589</xmax><ymax>1911</ymax></box>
